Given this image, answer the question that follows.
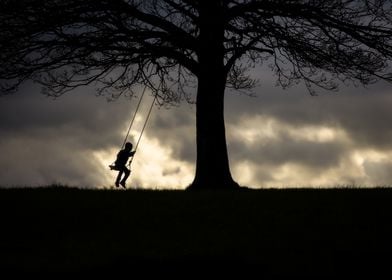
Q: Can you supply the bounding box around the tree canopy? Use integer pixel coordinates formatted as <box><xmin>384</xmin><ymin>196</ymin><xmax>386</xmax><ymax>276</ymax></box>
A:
<box><xmin>1</xmin><ymin>0</ymin><xmax>391</xmax><ymax>97</ymax></box>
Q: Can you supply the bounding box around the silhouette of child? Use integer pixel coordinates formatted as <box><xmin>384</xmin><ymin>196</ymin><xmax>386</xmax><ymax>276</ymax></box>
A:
<box><xmin>114</xmin><ymin>142</ymin><xmax>136</xmax><ymax>188</ymax></box>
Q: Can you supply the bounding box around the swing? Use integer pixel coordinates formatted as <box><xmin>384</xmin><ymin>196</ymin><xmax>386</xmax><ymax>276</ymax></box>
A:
<box><xmin>109</xmin><ymin>86</ymin><xmax>157</xmax><ymax>171</ymax></box>
<box><xmin>109</xmin><ymin>164</ymin><xmax>120</xmax><ymax>171</ymax></box>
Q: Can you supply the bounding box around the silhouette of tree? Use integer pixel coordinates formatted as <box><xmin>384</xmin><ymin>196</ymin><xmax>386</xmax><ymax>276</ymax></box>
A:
<box><xmin>1</xmin><ymin>0</ymin><xmax>392</xmax><ymax>189</ymax></box>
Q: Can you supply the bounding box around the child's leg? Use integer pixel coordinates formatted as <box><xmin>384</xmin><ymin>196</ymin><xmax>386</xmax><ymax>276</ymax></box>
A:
<box><xmin>115</xmin><ymin>169</ymin><xmax>124</xmax><ymax>186</ymax></box>
<box><xmin>120</xmin><ymin>167</ymin><xmax>131</xmax><ymax>185</ymax></box>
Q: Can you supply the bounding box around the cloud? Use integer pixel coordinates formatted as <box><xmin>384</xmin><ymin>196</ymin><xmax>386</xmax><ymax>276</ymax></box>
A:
<box><xmin>228</xmin><ymin>116</ymin><xmax>348</xmax><ymax>168</ymax></box>
<box><xmin>0</xmin><ymin>135</ymin><xmax>103</xmax><ymax>187</ymax></box>
<box><xmin>147</xmin><ymin>103</ymin><xmax>196</xmax><ymax>163</ymax></box>
<box><xmin>363</xmin><ymin>159</ymin><xmax>392</xmax><ymax>186</ymax></box>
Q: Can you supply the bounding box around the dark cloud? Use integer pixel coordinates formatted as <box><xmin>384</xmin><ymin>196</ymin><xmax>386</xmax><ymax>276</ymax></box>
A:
<box><xmin>0</xmin><ymin>135</ymin><xmax>102</xmax><ymax>186</ymax></box>
<box><xmin>0</xmin><ymin>85</ymin><xmax>131</xmax><ymax>149</ymax></box>
<box><xmin>229</xmin><ymin>133</ymin><xmax>347</xmax><ymax>170</ymax></box>
<box><xmin>147</xmin><ymin>104</ymin><xmax>196</xmax><ymax>163</ymax></box>
<box><xmin>162</xmin><ymin>166</ymin><xmax>182</xmax><ymax>177</ymax></box>
<box><xmin>363</xmin><ymin>160</ymin><xmax>392</xmax><ymax>186</ymax></box>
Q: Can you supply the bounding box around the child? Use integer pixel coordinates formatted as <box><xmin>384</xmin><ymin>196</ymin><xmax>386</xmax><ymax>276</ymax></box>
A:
<box><xmin>113</xmin><ymin>142</ymin><xmax>135</xmax><ymax>188</ymax></box>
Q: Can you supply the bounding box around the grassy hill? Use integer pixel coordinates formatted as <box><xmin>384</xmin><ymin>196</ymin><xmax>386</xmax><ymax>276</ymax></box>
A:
<box><xmin>0</xmin><ymin>186</ymin><xmax>391</xmax><ymax>277</ymax></box>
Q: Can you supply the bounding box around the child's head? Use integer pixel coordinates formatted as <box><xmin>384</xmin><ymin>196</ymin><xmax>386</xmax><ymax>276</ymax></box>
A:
<box><xmin>124</xmin><ymin>142</ymin><xmax>133</xmax><ymax>151</ymax></box>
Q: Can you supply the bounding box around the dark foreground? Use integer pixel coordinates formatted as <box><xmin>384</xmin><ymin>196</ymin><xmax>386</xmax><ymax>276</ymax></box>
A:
<box><xmin>0</xmin><ymin>187</ymin><xmax>391</xmax><ymax>278</ymax></box>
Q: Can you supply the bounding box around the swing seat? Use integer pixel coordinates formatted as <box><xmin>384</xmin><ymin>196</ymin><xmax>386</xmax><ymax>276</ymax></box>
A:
<box><xmin>109</xmin><ymin>164</ymin><xmax>120</xmax><ymax>171</ymax></box>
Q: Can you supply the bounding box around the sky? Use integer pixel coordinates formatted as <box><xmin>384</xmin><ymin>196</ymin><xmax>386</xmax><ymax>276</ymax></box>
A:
<box><xmin>1</xmin><ymin>65</ymin><xmax>392</xmax><ymax>189</ymax></box>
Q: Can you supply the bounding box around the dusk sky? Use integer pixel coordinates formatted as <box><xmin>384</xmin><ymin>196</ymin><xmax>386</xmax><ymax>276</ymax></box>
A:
<box><xmin>1</xmin><ymin>65</ymin><xmax>391</xmax><ymax>189</ymax></box>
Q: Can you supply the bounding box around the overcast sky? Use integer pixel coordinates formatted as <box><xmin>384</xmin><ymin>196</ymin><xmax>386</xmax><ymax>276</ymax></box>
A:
<box><xmin>1</xmin><ymin>65</ymin><xmax>392</xmax><ymax>189</ymax></box>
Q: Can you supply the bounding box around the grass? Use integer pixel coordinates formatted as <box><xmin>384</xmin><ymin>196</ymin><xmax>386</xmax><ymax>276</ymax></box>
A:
<box><xmin>0</xmin><ymin>186</ymin><xmax>391</xmax><ymax>277</ymax></box>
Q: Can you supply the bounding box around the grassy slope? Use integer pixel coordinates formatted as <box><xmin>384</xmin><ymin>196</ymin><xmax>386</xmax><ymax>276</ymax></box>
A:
<box><xmin>0</xmin><ymin>187</ymin><xmax>391</xmax><ymax>277</ymax></box>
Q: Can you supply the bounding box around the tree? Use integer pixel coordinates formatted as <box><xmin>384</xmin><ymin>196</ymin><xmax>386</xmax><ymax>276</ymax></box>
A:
<box><xmin>1</xmin><ymin>0</ymin><xmax>392</xmax><ymax>190</ymax></box>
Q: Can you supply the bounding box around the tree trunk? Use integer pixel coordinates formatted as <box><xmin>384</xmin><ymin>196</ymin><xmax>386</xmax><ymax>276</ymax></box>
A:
<box><xmin>188</xmin><ymin>1</ymin><xmax>239</xmax><ymax>190</ymax></box>
<box><xmin>188</xmin><ymin>72</ymin><xmax>239</xmax><ymax>190</ymax></box>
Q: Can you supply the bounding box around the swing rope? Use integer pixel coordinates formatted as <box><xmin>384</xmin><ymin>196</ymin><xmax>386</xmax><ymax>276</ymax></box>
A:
<box><xmin>121</xmin><ymin>86</ymin><xmax>147</xmax><ymax>149</ymax></box>
<box><xmin>128</xmin><ymin>90</ymin><xmax>158</xmax><ymax>167</ymax></box>
<box><xmin>135</xmin><ymin>92</ymin><xmax>157</xmax><ymax>151</ymax></box>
